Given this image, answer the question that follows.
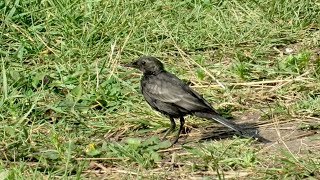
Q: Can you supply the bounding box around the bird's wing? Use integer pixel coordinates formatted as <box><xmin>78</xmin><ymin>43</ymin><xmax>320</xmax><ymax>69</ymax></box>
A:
<box><xmin>142</xmin><ymin>72</ymin><xmax>212</xmax><ymax>112</ymax></box>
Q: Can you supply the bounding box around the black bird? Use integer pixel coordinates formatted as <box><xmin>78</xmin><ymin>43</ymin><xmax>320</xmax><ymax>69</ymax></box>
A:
<box><xmin>125</xmin><ymin>56</ymin><xmax>268</xmax><ymax>145</ymax></box>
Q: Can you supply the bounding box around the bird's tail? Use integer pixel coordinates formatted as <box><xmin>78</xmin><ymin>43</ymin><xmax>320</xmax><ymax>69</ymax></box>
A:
<box><xmin>194</xmin><ymin>112</ymin><xmax>270</xmax><ymax>143</ymax></box>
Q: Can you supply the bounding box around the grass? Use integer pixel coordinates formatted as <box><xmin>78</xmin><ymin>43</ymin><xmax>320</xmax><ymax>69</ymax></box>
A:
<box><xmin>1</xmin><ymin>0</ymin><xmax>320</xmax><ymax>179</ymax></box>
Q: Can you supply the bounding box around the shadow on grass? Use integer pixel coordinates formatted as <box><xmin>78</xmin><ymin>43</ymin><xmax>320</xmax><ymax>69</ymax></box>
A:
<box><xmin>199</xmin><ymin>122</ymin><xmax>271</xmax><ymax>143</ymax></box>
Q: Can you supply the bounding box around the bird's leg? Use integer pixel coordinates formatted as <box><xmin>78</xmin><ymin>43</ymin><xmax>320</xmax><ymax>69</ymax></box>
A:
<box><xmin>161</xmin><ymin>116</ymin><xmax>176</xmax><ymax>140</ymax></box>
<box><xmin>172</xmin><ymin>116</ymin><xmax>185</xmax><ymax>145</ymax></box>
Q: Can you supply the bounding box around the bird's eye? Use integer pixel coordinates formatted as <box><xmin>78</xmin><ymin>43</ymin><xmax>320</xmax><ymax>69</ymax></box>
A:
<box><xmin>141</xmin><ymin>61</ymin><xmax>146</xmax><ymax>65</ymax></box>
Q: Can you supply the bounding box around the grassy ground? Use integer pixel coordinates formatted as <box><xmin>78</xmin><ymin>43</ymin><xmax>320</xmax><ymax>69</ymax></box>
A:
<box><xmin>1</xmin><ymin>0</ymin><xmax>320</xmax><ymax>179</ymax></box>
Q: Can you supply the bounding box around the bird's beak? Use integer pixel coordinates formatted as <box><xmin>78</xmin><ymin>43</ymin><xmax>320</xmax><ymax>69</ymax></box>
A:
<box><xmin>122</xmin><ymin>61</ymin><xmax>138</xmax><ymax>68</ymax></box>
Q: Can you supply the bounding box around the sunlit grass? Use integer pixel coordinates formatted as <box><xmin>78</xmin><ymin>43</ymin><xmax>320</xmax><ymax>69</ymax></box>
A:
<box><xmin>1</xmin><ymin>0</ymin><xmax>320</xmax><ymax>179</ymax></box>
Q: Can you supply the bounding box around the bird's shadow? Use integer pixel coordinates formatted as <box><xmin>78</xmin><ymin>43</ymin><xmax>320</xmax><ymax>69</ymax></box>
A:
<box><xmin>198</xmin><ymin>122</ymin><xmax>264</xmax><ymax>142</ymax></box>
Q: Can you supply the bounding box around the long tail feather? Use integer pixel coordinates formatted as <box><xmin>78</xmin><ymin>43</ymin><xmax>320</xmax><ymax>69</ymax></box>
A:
<box><xmin>194</xmin><ymin>112</ymin><xmax>271</xmax><ymax>143</ymax></box>
<box><xmin>209</xmin><ymin>114</ymin><xmax>245</xmax><ymax>133</ymax></box>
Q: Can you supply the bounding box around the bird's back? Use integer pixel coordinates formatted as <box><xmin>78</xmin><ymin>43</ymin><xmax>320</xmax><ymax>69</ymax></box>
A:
<box><xmin>141</xmin><ymin>71</ymin><xmax>215</xmax><ymax>117</ymax></box>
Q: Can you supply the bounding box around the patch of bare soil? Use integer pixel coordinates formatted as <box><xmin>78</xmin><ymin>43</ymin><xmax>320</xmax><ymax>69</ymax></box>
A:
<box><xmin>183</xmin><ymin>110</ymin><xmax>320</xmax><ymax>155</ymax></box>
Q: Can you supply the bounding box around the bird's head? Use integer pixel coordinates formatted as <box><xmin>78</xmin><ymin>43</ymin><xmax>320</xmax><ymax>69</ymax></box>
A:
<box><xmin>124</xmin><ymin>56</ymin><xmax>164</xmax><ymax>75</ymax></box>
